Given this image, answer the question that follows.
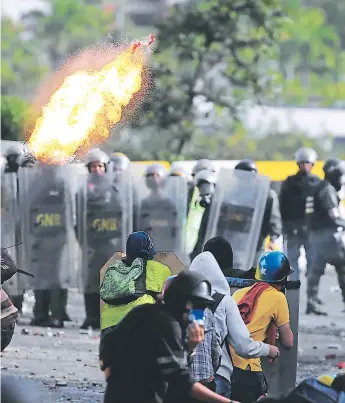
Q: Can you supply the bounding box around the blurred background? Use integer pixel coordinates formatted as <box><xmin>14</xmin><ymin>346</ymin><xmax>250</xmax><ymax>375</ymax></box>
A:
<box><xmin>1</xmin><ymin>0</ymin><xmax>345</xmax><ymax>161</ymax></box>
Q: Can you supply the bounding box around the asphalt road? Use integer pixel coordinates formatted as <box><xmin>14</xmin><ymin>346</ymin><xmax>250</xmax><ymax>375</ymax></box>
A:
<box><xmin>1</xmin><ymin>266</ymin><xmax>345</xmax><ymax>402</ymax></box>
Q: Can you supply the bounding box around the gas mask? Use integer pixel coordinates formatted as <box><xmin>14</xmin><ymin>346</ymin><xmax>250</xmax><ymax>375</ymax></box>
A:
<box><xmin>6</xmin><ymin>154</ymin><xmax>20</xmax><ymax>173</ymax></box>
<box><xmin>198</xmin><ymin>181</ymin><xmax>215</xmax><ymax>208</ymax></box>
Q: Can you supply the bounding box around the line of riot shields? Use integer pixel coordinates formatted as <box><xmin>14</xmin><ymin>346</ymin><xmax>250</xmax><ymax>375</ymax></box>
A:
<box><xmin>1</xmin><ymin>161</ymin><xmax>188</xmax><ymax>293</ymax></box>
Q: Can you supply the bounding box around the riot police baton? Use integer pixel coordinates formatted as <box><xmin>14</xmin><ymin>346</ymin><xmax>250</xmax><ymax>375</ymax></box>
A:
<box><xmin>17</xmin><ymin>268</ymin><xmax>35</xmax><ymax>278</ymax></box>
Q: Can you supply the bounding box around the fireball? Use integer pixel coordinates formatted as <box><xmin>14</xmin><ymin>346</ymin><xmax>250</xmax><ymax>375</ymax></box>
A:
<box><xmin>28</xmin><ymin>35</ymin><xmax>154</xmax><ymax>164</ymax></box>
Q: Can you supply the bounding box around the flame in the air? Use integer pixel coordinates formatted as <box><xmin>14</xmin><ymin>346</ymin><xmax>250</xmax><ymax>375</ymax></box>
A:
<box><xmin>29</xmin><ymin>36</ymin><xmax>154</xmax><ymax>164</ymax></box>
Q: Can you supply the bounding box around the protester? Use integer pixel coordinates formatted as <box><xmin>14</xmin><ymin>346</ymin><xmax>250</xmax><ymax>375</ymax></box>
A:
<box><xmin>100</xmin><ymin>271</ymin><xmax>240</xmax><ymax>403</ymax></box>
<box><xmin>230</xmin><ymin>251</ymin><xmax>294</xmax><ymax>403</ymax></box>
<box><xmin>189</xmin><ymin>304</ymin><xmax>222</xmax><ymax>392</ymax></box>
<box><xmin>190</xmin><ymin>251</ymin><xmax>279</xmax><ymax>398</ymax></box>
<box><xmin>160</xmin><ymin>274</ymin><xmax>222</xmax><ymax>392</ymax></box>
<box><xmin>1</xmin><ymin>248</ymin><xmax>19</xmax><ymax>352</ymax></box>
<box><xmin>100</xmin><ymin>231</ymin><xmax>171</xmax><ymax>335</ymax></box>
<box><xmin>203</xmin><ymin>236</ymin><xmax>234</xmax><ymax>276</ymax></box>
<box><xmin>257</xmin><ymin>373</ymin><xmax>345</xmax><ymax>402</ymax></box>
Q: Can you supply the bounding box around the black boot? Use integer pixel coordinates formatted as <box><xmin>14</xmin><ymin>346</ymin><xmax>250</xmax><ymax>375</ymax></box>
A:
<box><xmin>81</xmin><ymin>293</ymin><xmax>100</xmax><ymax>330</ymax></box>
<box><xmin>315</xmin><ymin>297</ymin><xmax>324</xmax><ymax>305</ymax></box>
<box><xmin>11</xmin><ymin>294</ymin><xmax>24</xmax><ymax>313</ymax></box>
<box><xmin>60</xmin><ymin>289</ymin><xmax>72</xmax><ymax>321</ymax></box>
<box><xmin>49</xmin><ymin>289</ymin><xmax>65</xmax><ymax>328</ymax></box>
<box><xmin>31</xmin><ymin>290</ymin><xmax>50</xmax><ymax>326</ymax></box>
<box><xmin>306</xmin><ymin>300</ymin><xmax>327</xmax><ymax>316</ymax></box>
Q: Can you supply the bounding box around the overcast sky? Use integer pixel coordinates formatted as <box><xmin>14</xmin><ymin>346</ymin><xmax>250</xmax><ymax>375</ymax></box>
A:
<box><xmin>2</xmin><ymin>0</ymin><xmax>47</xmax><ymax>21</ymax></box>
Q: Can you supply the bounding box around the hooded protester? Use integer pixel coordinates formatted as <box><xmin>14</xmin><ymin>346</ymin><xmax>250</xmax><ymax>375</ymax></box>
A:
<box><xmin>100</xmin><ymin>271</ymin><xmax>238</xmax><ymax>403</ymax></box>
<box><xmin>189</xmin><ymin>252</ymin><xmax>279</xmax><ymax>398</ymax></box>
<box><xmin>100</xmin><ymin>231</ymin><xmax>171</xmax><ymax>335</ymax></box>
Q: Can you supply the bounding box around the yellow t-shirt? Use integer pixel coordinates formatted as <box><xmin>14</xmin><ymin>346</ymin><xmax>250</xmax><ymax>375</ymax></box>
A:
<box><xmin>230</xmin><ymin>285</ymin><xmax>290</xmax><ymax>372</ymax></box>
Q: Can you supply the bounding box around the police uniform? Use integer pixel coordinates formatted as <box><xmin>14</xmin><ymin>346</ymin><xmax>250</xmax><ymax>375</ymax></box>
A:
<box><xmin>79</xmin><ymin>149</ymin><xmax>112</xmax><ymax>330</ymax></box>
<box><xmin>2</xmin><ymin>145</ymin><xmax>34</xmax><ymax>313</ymax></box>
<box><xmin>30</xmin><ymin>172</ymin><xmax>70</xmax><ymax>328</ymax></box>
<box><xmin>307</xmin><ymin>161</ymin><xmax>345</xmax><ymax>315</ymax></box>
<box><xmin>280</xmin><ymin>148</ymin><xmax>320</xmax><ymax>279</ymax></box>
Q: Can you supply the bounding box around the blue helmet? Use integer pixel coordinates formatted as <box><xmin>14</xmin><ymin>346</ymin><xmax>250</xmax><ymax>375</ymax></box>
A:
<box><xmin>255</xmin><ymin>251</ymin><xmax>293</xmax><ymax>283</ymax></box>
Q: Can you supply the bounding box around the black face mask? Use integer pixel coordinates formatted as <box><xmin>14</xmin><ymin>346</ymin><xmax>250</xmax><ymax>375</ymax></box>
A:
<box><xmin>6</xmin><ymin>154</ymin><xmax>20</xmax><ymax>172</ymax></box>
<box><xmin>327</xmin><ymin>170</ymin><xmax>343</xmax><ymax>192</ymax></box>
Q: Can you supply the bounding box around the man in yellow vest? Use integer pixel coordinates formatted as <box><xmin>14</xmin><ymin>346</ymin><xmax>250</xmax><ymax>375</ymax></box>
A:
<box><xmin>187</xmin><ymin>160</ymin><xmax>217</xmax><ymax>260</ymax></box>
<box><xmin>100</xmin><ymin>231</ymin><xmax>171</xmax><ymax>335</ymax></box>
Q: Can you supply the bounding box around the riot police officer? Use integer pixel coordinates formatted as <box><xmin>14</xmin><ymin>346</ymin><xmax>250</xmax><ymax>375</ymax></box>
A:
<box><xmin>307</xmin><ymin>160</ymin><xmax>345</xmax><ymax>315</ymax></box>
<box><xmin>185</xmin><ymin>160</ymin><xmax>217</xmax><ymax>257</ymax></box>
<box><xmin>25</xmin><ymin>163</ymin><xmax>73</xmax><ymax>328</ymax></box>
<box><xmin>190</xmin><ymin>169</ymin><xmax>218</xmax><ymax>260</ymax></box>
<box><xmin>110</xmin><ymin>152</ymin><xmax>130</xmax><ymax>185</ymax></box>
<box><xmin>2</xmin><ymin>144</ymin><xmax>35</xmax><ymax>315</ymax></box>
<box><xmin>169</xmin><ymin>164</ymin><xmax>194</xmax><ymax>213</ymax></box>
<box><xmin>79</xmin><ymin>148</ymin><xmax>112</xmax><ymax>330</ymax></box>
<box><xmin>138</xmin><ymin>163</ymin><xmax>186</xmax><ymax>253</ymax></box>
<box><xmin>110</xmin><ymin>152</ymin><xmax>138</xmax><ymax>232</ymax></box>
<box><xmin>279</xmin><ymin>148</ymin><xmax>320</xmax><ymax>280</ymax></box>
<box><xmin>4</xmin><ymin>143</ymin><xmax>35</xmax><ymax>173</ymax></box>
<box><xmin>234</xmin><ymin>160</ymin><xmax>282</xmax><ymax>264</ymax></box>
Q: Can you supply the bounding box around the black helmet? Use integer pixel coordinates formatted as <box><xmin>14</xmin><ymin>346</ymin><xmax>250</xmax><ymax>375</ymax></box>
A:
<box><xmin>325</xmin><ymin>160</ymin><xmax>345</xmax><ymax>191</ymax></box>
<box><xmin>234</xmin><ymin>159</ymin><xmax>258</xmax><ymax>173</ymax></box>
<box><xmin>163</xmin><ymin>271</ymin><xmax>214</xmax><ymax>307</ymax></box>
<box><xmin>192</xmin><ymin>159</ymin><xmax>216</xmax><ymax>177</ymax></box>
<box><xmin>323</xmin><ymin>157</ymin><xmax>340</xmax><ymax>174</ymax></box>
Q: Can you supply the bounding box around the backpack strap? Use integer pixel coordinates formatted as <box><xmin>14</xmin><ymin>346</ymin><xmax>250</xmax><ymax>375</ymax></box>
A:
<box><xmin>209</xmin><ymin>292</ymin><xmax>225</xmax><ymax>314</ymax></box>
<box><xmin>209</xmin><ymin>292</ymin><xmax>234</xmax><ymax>373</ymax></box>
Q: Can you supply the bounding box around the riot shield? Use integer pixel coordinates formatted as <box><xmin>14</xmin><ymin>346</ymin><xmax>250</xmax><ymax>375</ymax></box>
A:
<box><xmin>1</xmin><ymin>172</ymin><xmax>25</xmax><ymax>295</ymax></box>
<box><xmin>18</xmin><ymin>163</ymin><xmax>78</xmax><ymax>289</ymax></box>
<box><xmin>135</xmin><ymin>175</ymin><xmax>187</xmax><ymax>255</ymax></box>
<box><xmin>205</xmin><ymin>168</ymin><xmax>271</xmax><ymax>271</ymax></box>
<box><xmin>227</xmin><ymin>276</ymin><xmax>300</xmax><ymax>396</ymax></box>
<box><xmin>77</xmin><ymin>169</ymin><xmax>133</xmax><ymax>293</ymax></box>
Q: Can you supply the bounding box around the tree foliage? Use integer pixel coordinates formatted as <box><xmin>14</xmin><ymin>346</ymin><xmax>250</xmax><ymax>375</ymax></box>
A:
<box><xmin>21</xmin><ymin>0</ymin><xmax>115</xmax><ymax>69</ymax></box>
<box><xmin>1</xmin><ymin>96</ymin><xmax>33</xmax><ymax>141</ymax></box>
<box><xmin>1</xmin><ymin>18</ymin><xmax>47</xmax><ymax>97</ymax></box>
<box><xmin>133</xmin><ymin>0</ymin><xmax>284</xmax><ymax>158</ymax></box>
<box><xmin>276</xmin><ymin>0</ymin><xmax>345</xmax><ymax>106</ymax></box>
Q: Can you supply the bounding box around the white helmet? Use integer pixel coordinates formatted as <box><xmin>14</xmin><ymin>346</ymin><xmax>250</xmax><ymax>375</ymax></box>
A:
<box><xmin>0</xmin><ymin>153</ymin><xmax>7</xmax><ymax>175</ymax></box>
<box><xmin>192</xmin><ymin>159</ymin><xmax>216</xmax><ymax>177</ymax></box>
<box><xmin>4</xmin><ymin>142</ymin><xmax>25</xmax><ymax>157</ymax></box>
<box><xmin>84</xmin><ymin>148</ymin><xmax>110</xmax><ymax>166</ymax></box>
<box><xmin>194</xmin><ymin>169</ymin><xmax>217</xmax><ymax>187</ymax></box>
<box><xmin>295</xmin><ymin>148</ymin><xmax>317</xmax><ymax>165</ymax></box>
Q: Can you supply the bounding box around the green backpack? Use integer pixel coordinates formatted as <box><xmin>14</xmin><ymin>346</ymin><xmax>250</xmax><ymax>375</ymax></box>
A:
<box><xmin>100</xmin><ymin>258</ymin><xmax>147</xmax><ymax>305</ymax></box>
